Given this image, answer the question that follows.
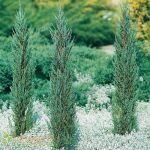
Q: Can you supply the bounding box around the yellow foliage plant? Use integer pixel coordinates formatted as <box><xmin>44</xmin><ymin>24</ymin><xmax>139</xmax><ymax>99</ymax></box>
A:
<box><xmin>129</xmin><ymin>0</ymin><xmax>150</xmax><ymax>54</ymax></box>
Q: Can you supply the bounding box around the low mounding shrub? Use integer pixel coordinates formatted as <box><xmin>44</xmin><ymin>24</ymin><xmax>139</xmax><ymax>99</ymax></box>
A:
<box><xmin>0</xmin><ymin>37</ymin><xmax>12</xmax><ymax>105</ymax></box>
<box><xmin>72</xmin><ymin>46</ymin><xmax>107</xmax><ymax>76</ymax></box>
<box><xmin>74</xmin><ymin>82</ymin><xmax>92</xmax><ymax>107</ymax></box>
<box><xmin>138</xmin><ymin>51</ymin><xmax>150</xmax><ymax>102</ymax></box>
<box><xmin>65</xmin><ymin>0</ymin><xmax>116</xmax><ymax>47</ymax></box>
<box><xmin>34</xmin><ymin>79</ymin><xmax>49</xmax><ymax>100</ymax></box>
<box><xmin>0</xmin><ymin>57</ymin><xmax>12</xmax><ymax>94</ymax></box>
<box><xmin>0</xmin><ymin>39</ymin><xmax>113</xmax><ymax>104</ymax></box>
<box><xmin>73</xmin><ymin>71</ymin><xmax>93</xmax><ymax>107</ymax></box>
<box><xmin>0</xmin><ymin>37</ymin><xmax>12</xmax><ymax>94</ymax></box>
<box><xmin>0</xmin><ymin>0</ymin><xmax>116</xmax><ymax>46</ymax></box>
<box><xmin>94</xmin><ymin>56</ymin><xmax>114</xmax><ymax>85</ymax></box>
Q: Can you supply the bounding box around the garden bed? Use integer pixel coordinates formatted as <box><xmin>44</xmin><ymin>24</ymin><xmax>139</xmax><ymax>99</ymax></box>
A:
<box><xmin>0</xmin><ymin>101</ymin><xmax>150</xmax><ymax>149</ymax></box>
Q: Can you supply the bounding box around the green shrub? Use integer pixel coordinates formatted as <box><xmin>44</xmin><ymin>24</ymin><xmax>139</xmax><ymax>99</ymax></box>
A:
<box><xmin>74</xmin><ymin>82</ymin><xmax>93</xmax><ymax>107</ymax></box>
<box><xmin>65</xmin><ymin>0</ymin><xmax>116</xmax><ymax>46</ymax></box>
<box><xmin>0</xmin><ymin>57</ymin><xmax>12</xmax><ymax>94</ymax></box>
<box><xmin>94</xmin><ymin>56</ymin><xmax>114</xmax><ymax>85</ymax></box>
<box><xmin>0</xmin><ymin>0</ymin><xmax>116</xmax><ymax>46</ymax></box>
<box><xmin>0</xmin><ymin>34</ymin><xmax>52</xmax><ymax>103</ymax></box>
<box><xmin>138</xmin><ymin>51</ymin><xmax>150</xmax><ymax>101</ymax></box>
<box><xmin>0</xmin><ymin>36</ymin><xmax>11</xmax><ymax>52</ymax></box>
<box><xmin>0</xmin><ymin>34</ymin><xmax>114</xmax><ymax>107</ymax></box>
<box><xmin>33</xmin><ymin>44</ymin><xmax>53</xmax><ymax>80</ymax></box>
<box><xmin>0</xmin><ymin>38</ymin><xmax>111</xmax><ymax>104</ymax></box>
<box><xmin>72</xmin><ymin>46</ymin><xmax>106</xmax><ymax>76</ymax></box>
<box><xmin>34</xmin><ymin>79</ymin><xmax>49</xmax><ymax>100</ymax></box>
<box><xmin>0</xmin><ymin>40</ymin><xmax>12</xmax><ymax>103</ymax></box>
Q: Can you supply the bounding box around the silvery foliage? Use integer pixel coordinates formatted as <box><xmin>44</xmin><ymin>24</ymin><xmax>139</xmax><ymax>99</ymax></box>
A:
<box><xmin>0</xmin><ymin>101</ymin><xmax>150</xmax><ymax>149</ymax></box>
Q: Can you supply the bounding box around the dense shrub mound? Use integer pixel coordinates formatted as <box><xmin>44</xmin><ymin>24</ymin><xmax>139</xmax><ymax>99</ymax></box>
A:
<box><xmin>0</xmin><ymin>0</ymin><xmax>116</xmax><ymax>46</ymax></box>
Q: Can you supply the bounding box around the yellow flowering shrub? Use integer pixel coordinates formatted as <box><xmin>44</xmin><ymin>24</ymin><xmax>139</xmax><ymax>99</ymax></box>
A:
<box><xmin>129</xmin><ymin>0</ymin><xmax>150</xmax><ymax>54</ymax></box>
<box><xmin>35</xmin><ymin>0</ymin><xmax>69</xmax><ymax>7</ymax></box>
<box><xmin>86</xmin><ymin>0</ymin><xmax>97</xmax><ymax>6</ymax></box>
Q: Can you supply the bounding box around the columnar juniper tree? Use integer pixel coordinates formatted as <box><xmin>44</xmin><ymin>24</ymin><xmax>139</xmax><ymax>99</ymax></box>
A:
<box><xmin>47</xmin><ymin>7</ymin><xmax>77</xmax><ymax>149</ymax></box>
<box><xmin>112</xmin><ymin>4</ymin><xmax>139</xmax><ymax>135</ymax></box>
<box><xmin>11</xmin><ymin>7</ymin><xmax>34</xmax><ymax>136</ymax></box>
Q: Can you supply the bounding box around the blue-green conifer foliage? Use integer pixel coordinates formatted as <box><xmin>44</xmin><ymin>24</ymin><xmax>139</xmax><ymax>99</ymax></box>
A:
<box><xmin>11</xmin><ymin>7</ymin><xmax>34</xmax><ymax>136</ymax></box>
<box><xmin>112</xmin><ymin>4</ymin><xmax>139</xmax><ymax>135</ymax></box>
<box><xmin>47</xmin><ymin>7</ymin><xmax>77</xmax><ymax>149</ymax></box>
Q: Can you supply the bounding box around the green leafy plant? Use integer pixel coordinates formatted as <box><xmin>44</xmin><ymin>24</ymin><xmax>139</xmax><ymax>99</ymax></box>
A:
<box><xmin>0</xmin><ymin>0</ymin><xmax>116</xmax><ymax>46</ymax></box>
<box><xmin>47</xmin><ymin>7</ymin><xmax>77</xmax><ymax>149</ymax></box>
<box><xmin>11</xmin><ymin>6</ymin><xmax>34</xmax><ymax>136</ymax></box>
<box><xmin>112</xmin><ymin>4</ymin><xmax>139</xmax><ymax>135</ymax></box>
<box><xmin>94</xmin><ymin>56</ymin><xmax>114</xmax><ymax>85</ymax></box>
<box><xmin>74</xmin><ymin>82</ymin><xmax>93</xmax><ymax>107</ymax></box>
<box><xmin>138</xmin><ymin>51</ymin><xmax>150</xmax><ymax>102</ymax></box>
<box><xmin>0</xmin><ymin>37</ymin><xmax>12</xmax><ymax>104</ymax></box>
<box><xmin>65</xmin><ymin>0</ymin><xmax>116</xmax><ymax>46</ymax></box>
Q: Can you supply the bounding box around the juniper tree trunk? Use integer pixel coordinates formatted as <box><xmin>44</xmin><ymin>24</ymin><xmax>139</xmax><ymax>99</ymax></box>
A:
<box><xmin>11</xmin><ymin>7</ymin><xmax>34</xmax><ymax>136</ymax></box>
<box><xmin>47</xmin><ymin>7</ymin><xmax>77</xmax><ymax>149</ymax></box>
<box><xmin>112</xmin><ymin>4</ymin><xmax>139</xmax><ymax>135</ymax></box>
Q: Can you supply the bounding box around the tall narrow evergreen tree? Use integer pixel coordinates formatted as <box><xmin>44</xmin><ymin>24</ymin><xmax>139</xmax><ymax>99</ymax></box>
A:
<box><xmin>11</xmin><ymin>6</ymin><xmax>34</xmax><ymax>136</ymax></box>
<box><xmin>47</xmin><ymin>7</ymin><xmax>77</xmax><ymax>149</ymax></box>
<box><xmin>112</xmin><ymin>4</ymin><xmax>139</xmax><ymax>135</ymax></box>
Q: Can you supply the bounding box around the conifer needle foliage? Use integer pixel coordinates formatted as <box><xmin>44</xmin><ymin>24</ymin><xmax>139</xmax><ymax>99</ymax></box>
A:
<box><xmin>11</xmin><ymin>7</ymin><xmax>34</xmax><ymax>136</ymax></box>
<box><xmin>47</xmin><ymin>7</ymin><xmax>77</xmax><ymax>149</ymax></box>
<box><xmin>112</xmin><ymin>4</ymin><xmax>139</xmax><ymax>135</ymax></box>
